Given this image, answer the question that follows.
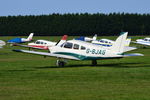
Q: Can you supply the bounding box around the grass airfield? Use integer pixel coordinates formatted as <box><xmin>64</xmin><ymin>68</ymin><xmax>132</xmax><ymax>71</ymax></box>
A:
<box><xmin>0</xmin><ymin>36</ymin><xmax>150</xmax><ymax>100</ymax></box>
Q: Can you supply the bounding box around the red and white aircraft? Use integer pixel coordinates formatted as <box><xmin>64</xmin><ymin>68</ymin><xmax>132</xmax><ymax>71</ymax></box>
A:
<box><xmin>13</xmin><ymin>35</ymin><xmax>68</xmax><ymax>50</ymax></box>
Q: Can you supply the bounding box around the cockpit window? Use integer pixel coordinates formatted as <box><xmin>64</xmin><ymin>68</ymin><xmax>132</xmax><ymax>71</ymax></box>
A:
<box><xmin>105</xmin><ymin>41</ymin><xmax>108</xmax><ymax>43</ymax></box>
<box><xmin>64</xmin><ymin>42</ymin><xmax>73</xmax><ymax>49</ymax></box>
<box><xmin>73</xmin><ymin>44</ymin><xmax>79</xmax><ymax>50</ymax></box>
<box><xmin>81</xmin><ymin>46</ymin><xmax>86</xmax><ymax>50</ymax></box>
<box><xmin>41</xmin><ymin>42</ymin><xmax>44</xmax><ymax>44</ymax></box>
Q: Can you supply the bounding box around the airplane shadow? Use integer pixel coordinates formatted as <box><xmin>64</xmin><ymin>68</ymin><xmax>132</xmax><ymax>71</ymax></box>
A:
<box><xmin>35</xmin><ymin>62</ymin><xmax>150</xmax><ymax>69</ymax></box>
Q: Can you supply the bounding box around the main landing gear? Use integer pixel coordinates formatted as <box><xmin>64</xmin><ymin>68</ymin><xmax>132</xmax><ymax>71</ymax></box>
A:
<box><xmin>56</xmin><ymin>59</ymin><xmax>67</xmax><ymax>67</ymax></box>
<box><xmin>92</xmin><ymin>60</ymin><xmax>97</xmax><ymax>66</ymax></box>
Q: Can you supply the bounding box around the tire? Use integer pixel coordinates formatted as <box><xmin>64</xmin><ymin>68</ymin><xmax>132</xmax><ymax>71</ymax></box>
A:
<box><xmin>56</xmin><ymin>60</ymin><xmax>65</xmax><ymax>67</ymax></box>
<box><xmin>92</xmin><ymin>60</ymin><xmax>97</xmax><ymax>66</ymax></box>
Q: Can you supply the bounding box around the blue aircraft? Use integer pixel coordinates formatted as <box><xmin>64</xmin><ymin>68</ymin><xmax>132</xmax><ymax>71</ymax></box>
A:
<box><xmin>8</xmin><ymin>33</ymin><xmax>34</xmax><ymax>43</ymax></box>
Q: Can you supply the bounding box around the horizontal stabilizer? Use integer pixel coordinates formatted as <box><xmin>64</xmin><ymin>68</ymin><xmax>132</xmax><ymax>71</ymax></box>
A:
<box><xmin>123</xmin><ymin>46</ymin><xmax>137</xmax><ymax>52</ymax></box>
<box><xmin>123</xmin><ymin>53</ymin><xmax>144</xmax><ymax>57</ymax></box>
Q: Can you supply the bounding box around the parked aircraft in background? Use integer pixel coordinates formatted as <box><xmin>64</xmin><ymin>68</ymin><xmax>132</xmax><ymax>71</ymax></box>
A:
<box><xmin>75</xmin><ymin>33</ymin><xmax>135</xmax><ymax>52</ymax></box>
<box><xmin>134</xmin><ymin>37</ymin><xmax>150</xmax><ymax>46</ymax></box>
<box><xmin>13</xmin><ymin>32</ymin><xmax>143</xmax><ymax>67</ymax></box>
<box><xmin>13</xmin><ymin>35</ymin><xmax>68</xmax><ymax>50</ymax></box>
<box><xmin>92</xmin><ymin>37</ymin><xmax>131</xmax><ymax>47</ymax></box>
<box><xmin>7</xmin><ymin>33</ymin><xmax>34</xmax><ymax>43</ymax></box>
<box><xmin>0</xmin><ymin>40</ymin><xmax>6</xmax><ymax>48</ymax></box>
<box><xmin>75</xmin><ymin>33</ymin><xmax>131</xmax><ymax>47</ymax></box>
<box><xmin>74</xmin><ymin>34</ymin><xmax>97</xmax><ymax>42</ymax></box>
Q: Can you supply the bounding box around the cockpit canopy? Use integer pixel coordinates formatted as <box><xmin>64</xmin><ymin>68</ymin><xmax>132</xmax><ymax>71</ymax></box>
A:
<box><xmin>61</xmin><ymin>42</ymin><xmax>86</xmax><ymax>50</ymax></box>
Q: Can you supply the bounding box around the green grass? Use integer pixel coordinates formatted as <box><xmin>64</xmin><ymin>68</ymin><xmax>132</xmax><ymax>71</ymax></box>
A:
<box><xmin>0</xmin><ymin>36</ymin><xmax>150</xmax><ymax>100</ymax></box>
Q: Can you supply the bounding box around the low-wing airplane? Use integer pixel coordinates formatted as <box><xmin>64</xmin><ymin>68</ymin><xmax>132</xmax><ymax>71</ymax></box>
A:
<box><xmin>75</xmin><ymin>33</ymin><xmax>135</xmax><ymax>52</ymax></box>
<box><xmin>74</xmin><ymin>34</ymin><xmax>97</xmax><ymax>42</ymax></box>
<box><xmin>7</xmin><ymin>33</ymin><xmax>34</xmax><ymax>43</ymax></box>
<box><xmin>13</xmin><ymin>32</ymin><xmax>143</xmax><ymax>67</ymax></box>
<box><xmin>0</xmin><ymin>40</ymin><xmax>6</xmax><ymax>48</ymax></box>
<box><xmin>92</xmin><ymin>37</ymin><xmax>131</xmax><ymax>47</ymax></box>
<box><xmin>134</xmin><ymin>37</ymin><xmax>150</xmax><ymax>46</ymax></box>
<box><xmin>13</xmin><ymin>35</ymin><xmax>68</xmax><ymax>50</ymax></box>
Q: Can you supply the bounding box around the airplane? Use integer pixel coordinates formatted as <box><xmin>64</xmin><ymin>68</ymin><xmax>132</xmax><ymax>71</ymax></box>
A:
<box><xmin>75</xmin><ymin>34</ymin><xmax>131</xmax><ymax>47</ymax></box>
<box><xmin>75</xmin><ymin>33</ymin><xmax>135</xmax><ymax>52</ymax></box>
<box><xmin>0</xmin><ymin>40</ymin><xmax>6</xmax><ymax>48</ymax></box>
<box><xmin>7</xmin><ymin>33</ymin><xmax>34</xmax><ymax>43</ymax></box>
<box><xmin>13</xmin><ymin>35</ymin><xmax>68</xmax><ymax>50</ymax></box>
<box><xmin>134</xmin><ymin>37</ymin><xmax>150</xmax><ymax>46</ymax></box>
<box><xmin>74</xmin><ymin>34</ymin><xmax>97</xmax><ymax>42</ymax></box>
<box><xmin>92</xmin><ymin>37</ymin><xmax>131</xmax><ymax>47</ymax></box>
<box><xmin>12</xmin><ymin>32</ymin><xmax>143</xmax><ymax>67</ymax></box>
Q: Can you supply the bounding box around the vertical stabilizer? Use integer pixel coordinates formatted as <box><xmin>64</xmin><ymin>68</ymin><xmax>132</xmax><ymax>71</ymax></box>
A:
<box><xmin>27</xmin><ymin>33</ymin><xmax>34</xmax><ymax>41</ymax></box>
<box><xmin>111</xmin><ymin>32</ymin><xmax>128</xmax><ymax>53</ymax></box>
<box><xmin>92</xmin><ymin>34</ymin><xmax>97</xmax><ymax>41</ymax></box>
<box><xmin>56</xmin><ymin>35</ymin><xmax>68</xmax><ymax>46</ymax></box>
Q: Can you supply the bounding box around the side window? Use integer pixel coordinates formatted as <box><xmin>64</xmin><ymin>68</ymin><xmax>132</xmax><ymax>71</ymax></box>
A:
<box><xmin>64</xmin><ymin>42</ymin><xmax>73</xmax><ymax>49</ymax></box>
<box><xmin>81</xmin><ymin>46</ymin><xmax>86</xmax><ymax>50</ymax></box>
<box><xmin>73</xmin><ymin>44</ymin><xmax>79</xmax><ymax>50</ymax></box>
<box><xmin>36</xmin><ymin>41</ymin><xmax>40</xmax><ymax>44</ymax></box>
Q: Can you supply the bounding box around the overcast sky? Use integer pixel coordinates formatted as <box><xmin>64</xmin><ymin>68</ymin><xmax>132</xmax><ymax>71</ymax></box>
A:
<box><xmin>0</xmin><ymin>0</ymin><xmax>149</xmax><ymax>16</ymax></box>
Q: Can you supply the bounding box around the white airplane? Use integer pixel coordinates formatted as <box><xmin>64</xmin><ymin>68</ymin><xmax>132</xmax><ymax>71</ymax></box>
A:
<box><xmin>92</xmin><ymin>35</ymin><xmax>131</xmax><ymax>47</ymax></box>
<box><xmin>13</xmin><ymin>32</ymin><xmax>143</xmax><ymax>67</ymax></box>
<box><xmin>13</xmin><ymin>35</ymin><xmax>68</xmax><ymax>50</ymax></box>
<box><xmin>0</xmin><ymin>40</ymin><xmax>6</xmax><ymax>48</ymax></box>
<box><xmin>76</xmin><ymin>33</ymin><xmax>135</xmax><ymax>52</ymax></box>
<box><xmin>134</xmin><ymin>37</ymin><xmax>150</xmax><ymax>46</ymax></box>
<box><xmin>8</xmin><ymin>33</ymin><xmax>34</xmax><ymax>43</ymax></box>
<box><xmin>74</xmin><ymin>34</ymin><xmax>97</xmax><ymax>42</ymax></box>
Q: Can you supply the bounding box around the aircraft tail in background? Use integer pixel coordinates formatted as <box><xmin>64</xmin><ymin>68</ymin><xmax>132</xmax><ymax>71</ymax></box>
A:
<box><xmin>27</xmin><ymin>33</ymin><xmax>34</xmax><ymax>41</ymax></box>
<box><xmin>56</xmin><ymin>35</ymin><xmax>68</xmax><ymax>46</ymax></box>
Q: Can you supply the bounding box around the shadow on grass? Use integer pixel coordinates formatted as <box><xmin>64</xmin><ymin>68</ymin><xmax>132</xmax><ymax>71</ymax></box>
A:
<box><xmin>35</xmin><ymin>62</ymin><xmax>150</xmax><ymax>69</ymax></box>
<box><xmin>1</xmin><ymin>69</ymin><xmax>36</xmax><ymax>72</ymax></box>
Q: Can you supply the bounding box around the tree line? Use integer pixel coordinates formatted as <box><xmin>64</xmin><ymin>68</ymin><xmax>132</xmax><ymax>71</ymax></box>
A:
<box><xmin>0</xmin><ymin>13</ymin><xmax>150</xmax><ymax>36</ymax></box>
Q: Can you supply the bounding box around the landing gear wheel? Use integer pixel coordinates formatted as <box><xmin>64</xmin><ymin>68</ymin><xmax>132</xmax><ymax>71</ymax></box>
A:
<box><xmin>56</xmin><ymin>60</ymin><xmax>65</xmax><ymax>67</ymax></box>
<box><xmin>92</xmin><ymin>60</ymin><xmax>97</xmax><ymax>66</ymax></box>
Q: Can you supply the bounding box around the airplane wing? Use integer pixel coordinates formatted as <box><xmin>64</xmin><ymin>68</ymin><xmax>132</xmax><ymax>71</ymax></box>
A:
<box><xmin>12</xmin><ymin>49</ymin><xmax>81</xmax><ymax>60</ymax></box>
<box><xmin>13</xmin><ymin>44</ymin><xmax>46</xmax><ymax>50</ymax></box>
<box><xmin>123</xmin><ymin>53</ymin><xmax>144</xmax><ymax>57</ymax></box>
<box><xmin>13</xmin><ymin>49</ymin><xmax>61</xmax><ymax>57</ymax></box>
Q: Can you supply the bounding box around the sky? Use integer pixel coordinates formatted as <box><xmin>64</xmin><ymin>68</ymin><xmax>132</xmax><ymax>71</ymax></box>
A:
<box><xmin>0</xmin><ymin>0</ymin><xmax>149</xmax><ymax>16</ymax></box>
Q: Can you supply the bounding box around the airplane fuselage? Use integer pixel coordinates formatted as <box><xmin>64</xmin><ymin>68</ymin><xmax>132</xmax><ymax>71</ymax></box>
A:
<box><xmin>49</xmin><ymin>40</ymin><xmax>123</xmax><ymax>60</ymax></box>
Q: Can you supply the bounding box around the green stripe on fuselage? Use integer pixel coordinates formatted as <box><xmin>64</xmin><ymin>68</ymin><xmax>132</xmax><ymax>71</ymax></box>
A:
<box><xmin>54</xmin><ymin>52</ymin><xmax>122</xmax><ymax>60</ymax></box>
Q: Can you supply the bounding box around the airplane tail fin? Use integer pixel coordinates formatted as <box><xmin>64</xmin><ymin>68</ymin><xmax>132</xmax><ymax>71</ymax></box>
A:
<box><xmin>92</xmin><ymin>34</ymin><xmax>97</xmax><ymax>41</ymax></box>
<box><xmin>111</xmin><ymin>32</ymin><xmax>128</xmax><ymax>54</ymax></box>
<box><xmin>56</xmin><ymin>35</ymin><xmax>68</xmax><ymax>46</ymax></box>
<box><xmin>27</xmin><ymin>33</ymin><xmax>34</xmax><ymax>41</ymax></box>
<box><xmin>125</xmin><ymin>38</ymin><xmax>131</xmax><ymax>46</ymax></box>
